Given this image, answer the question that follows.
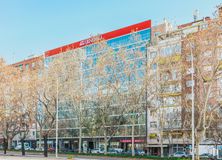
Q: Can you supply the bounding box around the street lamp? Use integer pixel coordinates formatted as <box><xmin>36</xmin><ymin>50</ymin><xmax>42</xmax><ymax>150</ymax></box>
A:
<box><xmin>190</xmin><ymin>42</ymin><xmax>195</xmax><ymax>160</ymax></box>
<box><xmin>145</xmin><ymin>43</ymin><xmax>149</xmax><ymax>154</ymax></box>
<box><xmin>182</xmin><ymin>34</ymin><xmax>195</xmax><ymax>160</ymax></box>
<box><xmin>56</xmin><ymin>76</ymin><xmax>59</xmax><ymax>158</ymax></box>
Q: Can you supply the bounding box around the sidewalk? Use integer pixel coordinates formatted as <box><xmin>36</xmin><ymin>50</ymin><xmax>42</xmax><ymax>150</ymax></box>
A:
<box><xmin>0</xmin><ymin>154</ymin><xmax>100</xmax><ymax>160</ymax></box>
<box><xmin>0</xmin><ymin>155</ymin><xmax>66</xmax><ymax>160</ymax></box>
<box><xmin>0</xmin><ymin>151</ymin><xmax>148</xmax><ymax>160</ymax></box>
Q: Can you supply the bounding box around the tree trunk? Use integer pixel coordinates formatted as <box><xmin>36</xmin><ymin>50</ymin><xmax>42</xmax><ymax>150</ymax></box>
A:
<box><xmin>3</xmin><ymin>138</ymin><xmax>7</xmax><ymax>154</ymax></box>
<box><xmin>196</xmin><ymin>140</ymin><xmax>200</xmax><ymax>160</ymax></box>
<box><xmin>39</xmin><ymin>129</ymin><xmax>42</xmax><ymax>149</ymax></box>
<box><xmin>7</xmin><ymin>138</ymin><xmax>12</xmax><ymax>150</ymax></box>
<box><xmin>104</xmin><ymin>131</ymin><xmax>108</xmax><ymax>155</ymax></box>
<box><xmin>43</xmin><ymin>134</ymin><xmax>48</xmax><ymax>157</ymax></box>
<box><xmin>160</xmin><ymin>131</ymin><xmax>163</xmax><ymax>157</ymax></box>
<box><xmin>168</xmin><ymin>133</ymin><xmax>173</xmax><ymax>156</ymax></box>
<box><xmin>131</xmin><ymin>122</ymin><xmax>135</xmax><ymax>157</ymax></box>
<box><xmin>78</xmin><ymin>125</ymin><xmax>82</xmax><ymax>153</ymax></box>
<box><xmin>215</xmin><ymin>144</ymin><xmax>218</xmax><ymax>158</ymax></box>
<box><xmin>21</xmin><ymin>139</ymin><xmax>25</xmax><ymax>156</ymax></box>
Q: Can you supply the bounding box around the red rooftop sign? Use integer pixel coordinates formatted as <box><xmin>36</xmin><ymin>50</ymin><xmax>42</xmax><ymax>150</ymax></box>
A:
<box><xmin>45</xmin><ymin>20</ymin><xmax>151</xmax><ymax>57</ymax></box>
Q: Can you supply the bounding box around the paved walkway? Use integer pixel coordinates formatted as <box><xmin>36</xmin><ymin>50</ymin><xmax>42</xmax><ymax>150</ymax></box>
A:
<box><xmin>0</xmin><ymin>151</ymin><xmax>141</xmax><ymax>160</ymax></box>
<box><xmin>0</xmin><ymin>155</ymin><xmax>100</xmax><ymax>160</ymax></box>
<box><xmin>0</xmin><ymin>154</ymin><xmax>136</xmax><ymax>160</ymax></box>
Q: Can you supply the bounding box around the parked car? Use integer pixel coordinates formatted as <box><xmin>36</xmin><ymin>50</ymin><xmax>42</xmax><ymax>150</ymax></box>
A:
<box><xmin>173</xmin><ymin>151</ymin><xmax>188</xmax><ymax>158</ymax></box>
<box><xmin>123</xmin><ymin>149</ymin><xmax>145</xmax><ymax>156</ymax></box>
<box><xmin>48</xmin><ymin>147</ymin><xmax>55</xmax><ymax>152</ymax></box>
<box><xmin>90</xmin><ymin>149</ymin><xmax>104</xmax><ymax>154</ymax></box>
<box><xmin>107</xmin><ymin>148</ymin><xmax>118</xmax><ymax>154</ymax></box>
<box><xmin>113</xmin><ymin>148</ymin><xmax>123</xmax><ymax>153</ymax></box>
<box><xmin>35</xmin><ymin>147</ymin><xmax>44</xmax><ymax>151</ymax></box>
<box><xmin>26</xmin><ymin>146</ymin><xmax>34</xmax><ymax>150</ymax></box>
<box><xmin>14</xmin><ymin>145</ymin><xmax>33</xmax><ymax>151</ymax></box>
<box><xmin>136</xmin><ymin>149</ymin><xmax>145</xmax><ymax>156</ymax></box>
<box><xmin>200</xmin><ymin>153</ymin><xmax>215</xmax><ymax>160</ymax></box>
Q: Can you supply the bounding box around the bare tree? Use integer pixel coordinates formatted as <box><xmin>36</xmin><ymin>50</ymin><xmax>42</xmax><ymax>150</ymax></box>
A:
<box><xmin>15</xmin><ymin>68</ymin><xmax>38</xmax><ymax>156</ymax></box>
<box><xmin>35</xmin><ymin>56</ymin><xmax>63</xmax><ymax>157</ymax></box>
<box><xmin>0</xmin><ymin>59</ymin><xmax>22</xmax><ymax>154</ymax></box>
<box><xmin>182</xmin><ymin>17</ymin><xmax>222</xmax><ymax>159</ymax></box>
<box><xmin>63</xmin><ymin>49</ymin><xmax>86</xmax><ymax>153</ymax></box>
<box><xmin>89</xmin><ymin>41</ymin><xmax>128</xmax><ymax>155</ymax></box>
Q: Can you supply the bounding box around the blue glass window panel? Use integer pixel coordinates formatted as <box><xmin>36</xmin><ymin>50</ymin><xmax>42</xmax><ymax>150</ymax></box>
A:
<box><xmin>140</xmin><ymin>46</ymin><xmax>146</xmax><ymax>52</ymax></box>
<box><xmin>105</xmin><ymin>66</ymin><xmax>113</xmax><ymax>74</ymax></box>
<box><xmin>152</xmin><ymin>63</ymin><xmax>157</xmax><ymax>70</ymax></box>
<box><xmin>137</xmin><ymin>69</ymin><xmax>145</xmax><ymax>78</ymax></box>
<box><xmin>92</xmin><ymin>54</ymin><xmax>98</xmax><ymax>66</ymax></box>
<box><xmin>175</xmin><ymin>44</ymin><xmax>181</xmax><ymax>53</ymax></box>
<box><xmin>136</xmin><ymin>58</ymin><xmax>145</xmax><ymax>68</ymax></box>
<box><xmin>82</xmin><ymin>60</ymin><xmax>90</xmax><ymax>70</ymax></box>
<box><xmin>83</xmin><ymin>69</ymin><xmax>92</xmax><ymax>79</ymax></box>
<box><xmin>106</xmin><ymin>29</ymin><xmax>150</xmax><ymax>48</ymax></box>
<box><xmin>128</xmin><ymin>73</ymin><xmax>136</xmax><ymax>81</ymax></box>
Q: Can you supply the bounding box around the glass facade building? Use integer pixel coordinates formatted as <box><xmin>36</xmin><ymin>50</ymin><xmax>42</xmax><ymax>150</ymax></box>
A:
<box><xmin>41</xmin><ymin>20</ymin><xmax>151</xmax><ymax>150</ymax></box>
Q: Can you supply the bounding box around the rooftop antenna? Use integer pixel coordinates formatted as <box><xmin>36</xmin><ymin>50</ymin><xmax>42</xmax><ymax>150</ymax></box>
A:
<box><xmin>163</xmin><ymin>18</ymin><xmax>168</xmax><ymax>32</ymax></box>
<box><xmin>193</xmin><ymin>9</ymin><xmax>199</xmax><ymax>22</ymax></box>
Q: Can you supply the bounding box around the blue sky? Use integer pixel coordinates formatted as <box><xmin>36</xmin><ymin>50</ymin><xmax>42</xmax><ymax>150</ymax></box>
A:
<box><xmin>0</xmin><ymin>0</ymin><xmax>221</xmax><ymax>64</ymax></box>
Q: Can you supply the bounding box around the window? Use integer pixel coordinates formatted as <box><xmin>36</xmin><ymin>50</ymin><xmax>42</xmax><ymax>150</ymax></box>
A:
<box><xmin>186</xmin><ymin>93</ymin><xmax>193</xmax><ymax>100</ymax></box>
<box><xmin>200</xmin><ymin>23</ymin><xmax>208</xmax><ymax>30</ymax></box>
<box><xmin>161</xmin><ymin>73</ymin><xmax>169</xmax><ymax>81</ymax></box>
<box><xmin>186</xmin><ymin>54</ymin><xmax>195</xmax><ymax>62</ymax></box>
<box><xmin>172</xmin><ymin>133</ymin><xmax>182</xmax><ymax>139</ymax></box>
<box><xmin>203</xmin><ymin>51</ymin><xmax>212</xmax><ymax>57</ymax></box>
<box><xmin>186</xmin><ymin>55</ymin><xmax>192</xmax><ymax>61</ymax></box>
<box><xmin>19</xmin><ymin>64</ymin><xmax>23</xmax><ymax>70</ymax></box>
<box><xmin>25</xmin><ymin>64</ymin><xmax>29</xmax><ymax>70</ymax></box>
<box><xmin>186</xmin><ymin>80</ymin><xmax>194</xmax><ymax>87</ymax></box>
<box><xmin>220</xmin><ymin>52</ymin><xmax>222</xmax><ymax>60</ymax></box>
<box><xmin>172</xmin><ymin>84</ymin><xmax>181</xmax><ymax>92</ymax></box>
<box><xmin>175</xmin><ymin>44</ymin><xmax>181</xmax><ymax>53</ymax></box>
<box><xmin>152</xmin><ymin>63</ymin><xmax>157</xmax><ymax>70</ymax></box>
<box><xmin>164</xmin><ymin>97</ymin><xmax>175</xmax><ymax>105</ymax></box>
<box><xmin>172</xmin><ymin>70</ymin><xmax>177</xmax><ymax>80</ymax></box>
<box><xmin>150</xmin><ymin>121</ymin><xmax>157</xmax><ymax>128</ymax></box>
<box><xmin>204</xmin><ymin>66</ymin><xmax>212</xmax><ymax>72</ymax></box>
<box><xmin>219</xmin><ymin>78</ymin><xmax>222</xmax><ymax>86</ymax></box>
<box><xmin>150</xmin><ymin>51</ymin><xmax>157</xmax><ymax>59</ymax></box>
<box><xmin>187</xmin><ymin>68</ymin><xmax>194</xmax><ymax>75</ymax></box>
<box><xmin>150</xmin><ymin>110</ymin><xmax>157</xmax><ymax>117</ymax></box>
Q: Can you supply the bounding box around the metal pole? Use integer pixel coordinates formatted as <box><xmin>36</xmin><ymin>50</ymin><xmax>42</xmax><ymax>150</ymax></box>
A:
<box><xmin>78</xmin><ymin>62</ymin><xmax>82</xmax><ymax>153</ymax></box>
<box><xmin>145</xmin><ymin>43</ymin><xmax>148</xmax><ymax>153</ymax></box>
<box><xmin>191</xmin><ymin>43</ymin><xmax>195</xmax><ymax>160</ymax></box>
<box><xmin>56</xmin><ymin>77</ymin><xmax>59</xmax><ymax>158</ymax></box>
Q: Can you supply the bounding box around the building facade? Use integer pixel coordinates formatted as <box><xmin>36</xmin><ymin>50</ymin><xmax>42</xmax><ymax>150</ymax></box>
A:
<box><xmin>42</xmin><ymin>20</ymin><xmax>152</xmax><ymax>152</ymax></box>
<box><xmin>6</xmin><ymin>6</ymin><xmax>222</xmax><ymax>156</ymax></box>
